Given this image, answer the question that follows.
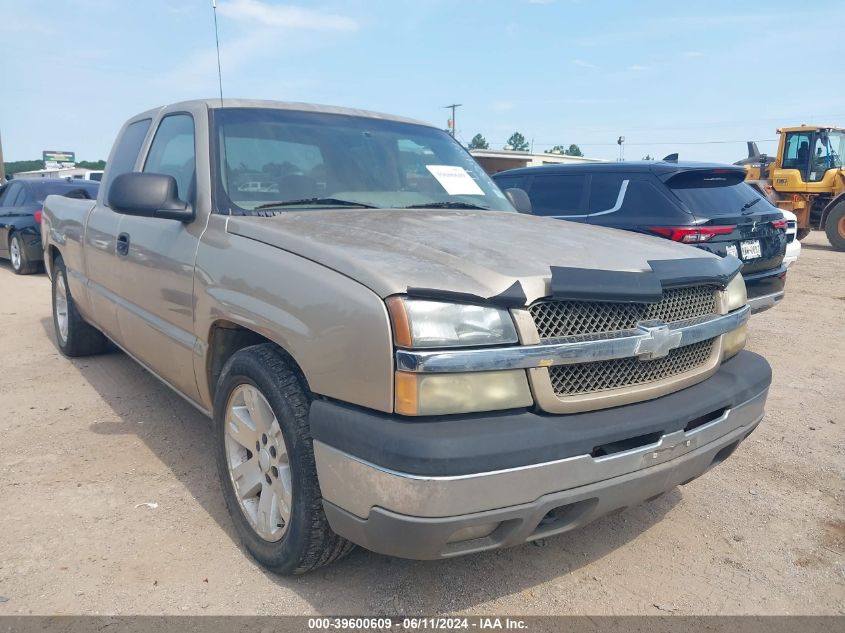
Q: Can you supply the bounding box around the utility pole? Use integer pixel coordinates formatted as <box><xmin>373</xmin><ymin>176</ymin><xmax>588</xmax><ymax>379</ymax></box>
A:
<box><xmin>617</xmin><ymin>135</ymin><xmax>625</xmax><ymax>162</ymax></box>
<box><xmin>444</xmin><ymin>103</ymin><xmax>462</xmax><ymax>138</ymax></box>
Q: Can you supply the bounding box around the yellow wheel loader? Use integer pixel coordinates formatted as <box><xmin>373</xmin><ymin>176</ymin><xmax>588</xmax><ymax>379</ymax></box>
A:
<box><xmin>737</xmin><ymin>126</ymin><xmax>845</xmax><ymax>251</ymax></box>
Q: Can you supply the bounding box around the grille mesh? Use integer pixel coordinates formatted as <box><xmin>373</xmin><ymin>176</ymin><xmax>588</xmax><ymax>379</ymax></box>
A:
<box><xmin>548</xmin><ymin>339</ymin><xmax>715</xmax><ymax>397</ymax></box>
<box><xmin>530</xmin><ymin>286</ymin><xmax>718</xmax><ymax>340</ymax></box>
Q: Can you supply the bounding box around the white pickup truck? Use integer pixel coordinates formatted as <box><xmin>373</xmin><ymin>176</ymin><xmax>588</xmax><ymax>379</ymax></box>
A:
<box><xmin>42</xmin><ymin>100</ymin><xmax>771</xmax><ymax>574</ymax></box>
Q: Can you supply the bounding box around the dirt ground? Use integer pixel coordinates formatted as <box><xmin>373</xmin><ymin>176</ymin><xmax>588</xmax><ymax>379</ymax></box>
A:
<box><xmin>0</xmin><ymin>232</ymin><xmax>842</xmax><ymax>616</ymax></box>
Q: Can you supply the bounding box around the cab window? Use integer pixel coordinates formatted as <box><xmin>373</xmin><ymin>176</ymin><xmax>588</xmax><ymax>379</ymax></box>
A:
<box><xmin>782</xmin><ymin>132</ymin><xmax>812</xmax><ymax>178</ymax></box>
<box><xmin>144</xmin><ymin>114</ymin><xmax>196</xmax><ymax>203</ymax></box>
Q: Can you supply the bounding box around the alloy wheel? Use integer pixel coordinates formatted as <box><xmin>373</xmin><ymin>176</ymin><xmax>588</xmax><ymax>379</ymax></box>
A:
<box><xmin>224</xmin><ymin>384</ymin><xmax>293</xmax><ymax>542</ymax></box>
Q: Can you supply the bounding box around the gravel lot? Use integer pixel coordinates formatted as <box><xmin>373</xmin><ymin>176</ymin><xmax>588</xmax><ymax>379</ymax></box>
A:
<box><xmin>0</xmin><ymin>232</ymin><xmax>842</xmax><ymax>616</ymax></box>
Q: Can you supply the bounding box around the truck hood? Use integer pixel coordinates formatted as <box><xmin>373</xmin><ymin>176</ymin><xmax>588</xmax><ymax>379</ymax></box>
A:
<box><xmin>226</xmin><ymin>209</ymin><xmax>714</xmax><ymax>303</ymax></box>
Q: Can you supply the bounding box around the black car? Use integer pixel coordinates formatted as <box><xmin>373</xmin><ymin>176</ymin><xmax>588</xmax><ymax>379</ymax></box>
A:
<box><xmin>0</xmin><ymin>178</ymin><xmax>99</xmax><ymax>274</ymax></box>
<box><xmin>493</xmin><ymin>161</ymin><xmax>788</xmax><ymax>312</ymax></box>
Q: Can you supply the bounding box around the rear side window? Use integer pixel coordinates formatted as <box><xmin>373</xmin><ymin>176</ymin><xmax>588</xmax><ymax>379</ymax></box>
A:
<box><xmin>3</xmin><ymin>182</ymin><xmax>26</xmax><ymax>207</ymax></box>
<box><xmin>588</xmin><ymin>173</ymin><xmax>626</xmax><ymax>213</ymax></box>
<box><xmin>528</xmin><ymin>174</ymin><xmax>586</xmax><ymax>216</ymax></box>
<box><xmin>102</xmin><ymin>118</ymin><xmax>152</xmax><ymax>204</ymax></box>
<box><xmin>619</xmin><ymin>180</ymin><xmax>683</xmax><ymax>219</ymax></box>
<box><xmin>493</xmin><ymin>175</ymin><xmax>527</xmax><ymax>191</ymax></box>
<box><xmin>666</xmin><ymin>171</ymin><xmax>772</xmax><ymax>218</ymax></box>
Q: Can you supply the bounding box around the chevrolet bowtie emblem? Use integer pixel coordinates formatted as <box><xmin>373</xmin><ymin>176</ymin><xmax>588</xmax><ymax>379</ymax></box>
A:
<box><xmin>634</xmin><ymin>321</ymin><xmax>683</xmax><ymax>360</ymax></box>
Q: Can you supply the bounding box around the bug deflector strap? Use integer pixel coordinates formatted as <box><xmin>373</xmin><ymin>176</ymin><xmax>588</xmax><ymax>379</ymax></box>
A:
<box><xmin>550</xmin><ymin>256</ymin><xmax>742</xmax><ymax>303</ymax></box>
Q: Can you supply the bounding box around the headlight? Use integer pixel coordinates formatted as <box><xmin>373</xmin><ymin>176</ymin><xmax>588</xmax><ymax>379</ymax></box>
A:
<box><xmin>395</xmin><ymin>370</ymin><xmax>533</xmax><ymax>416</ymax></box>
<box><xmin>386</xmin><ymin>297</ymin><xmax>519</xmax><ymax>348</ymax></box>
<box><xmin>722</xmin><ymin>275</ymin><xmax>748</xmax><ymax>360</ymax></box>
<box><xmin>724</xmin><ymin>274</ymin><xmax>747</xmax><ymax>311</ymax></box>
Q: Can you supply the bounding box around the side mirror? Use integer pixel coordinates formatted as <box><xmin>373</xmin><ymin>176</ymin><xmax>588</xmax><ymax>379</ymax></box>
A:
<box><xmin>108</xmin><ymin>172</ymin><xmax>194</xmax><ymax>222</ymax></box>
<box><xmin>504</xmin><ymin>188</ymin><xmax>532</xmax><ymax>214</ymax></box>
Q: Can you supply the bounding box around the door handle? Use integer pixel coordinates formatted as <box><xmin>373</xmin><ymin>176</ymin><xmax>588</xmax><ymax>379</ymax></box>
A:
<box><xmin>116</xmin><ymin>233</ymin><xmax>130</xmax><ymax>256</ymax></box>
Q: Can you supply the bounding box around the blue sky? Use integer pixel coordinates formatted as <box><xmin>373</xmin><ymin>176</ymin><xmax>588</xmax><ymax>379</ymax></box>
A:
<box><xmin>2</xmin><ymin>0</ymin><xmax>844</xmax><ymax>163</ymax></box>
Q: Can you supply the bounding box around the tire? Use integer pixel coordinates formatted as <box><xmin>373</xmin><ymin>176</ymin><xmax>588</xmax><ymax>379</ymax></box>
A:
<box><xmin>52</xmin><ymin>255</ymin><xmax>109</xmax><ymax>357</ymax></box>
<box><xmin>213</xmin><ymin>343</ymin><xmax>354</xmax><ymax>574</ymax></box>
<box><xmin>9</xmin><ymin>233</ymin><xmax>40</xmax><ymax>275</ymax></box>
<box><xmin>796</xmin><ymin>228</ymin><xmax>812</xmax><ymax>241</ymax></box>
<box><xmin>824</xmin><ymin>202</ymin><xmax>845</xmax><ymax>251</ymax></box>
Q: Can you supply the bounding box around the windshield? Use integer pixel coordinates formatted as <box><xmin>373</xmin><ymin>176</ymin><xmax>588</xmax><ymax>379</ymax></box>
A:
<box><xmin>212</xmin><ymin>108</ymin><xmax>513</xmax><ymax>214</ymax></box>
<box><xmin>666</xmin><ymin>170</ymin><xmax>779</xmax><ymax>218</ymax></box>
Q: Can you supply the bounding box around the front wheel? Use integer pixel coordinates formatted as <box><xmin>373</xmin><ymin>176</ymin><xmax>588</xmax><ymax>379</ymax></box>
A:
<box><xmin>213</xmin><ymin>343</ymin><xmax>354</xmax><ymax>574</ymax></box>
<box><xmin>824</xmin><ymin>202</ymin><xmax>845</xmax><ymax>251</ymax></box>
<box><xmin>796</xmin><ymin>228</ymin><xmax>812</xmax><ymax>241</ymax></box>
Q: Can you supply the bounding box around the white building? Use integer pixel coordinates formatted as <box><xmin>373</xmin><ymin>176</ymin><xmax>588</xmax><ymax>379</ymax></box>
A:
<box><xmin>13</xmin><ymin>167</ymin><xmax>103</xmax><ymax>181</ymax></box>
<box><xmin>470</xmin><ymin>149</ymin><xmax>603</xmax><ymax>175</ymax></box>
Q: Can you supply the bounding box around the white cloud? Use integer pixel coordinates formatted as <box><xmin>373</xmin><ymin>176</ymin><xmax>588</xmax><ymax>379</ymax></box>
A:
<box><xmin>217</xmin><ymin>0</ymin><xmax>358</xmax><ymax>31</ymax></box>
<box><xmin>628</xmin><ymin>64</ymin><xmax>650</xmax><ymax>72</ymax></box>
<box><xmin>571</xmin><ymin>59</ymin><xmax>596</xmax><ymax>68</ymax></box>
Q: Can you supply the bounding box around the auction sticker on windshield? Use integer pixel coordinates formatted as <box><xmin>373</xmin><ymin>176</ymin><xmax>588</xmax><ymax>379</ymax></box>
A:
<box><xmin>740</xmin><ymin>239</ymin><xmax>762</xmax><ymax>260</ymax></box>
<box><xmin>426</xmin><ymin>165</ymin><xmax>485</xmax><ymax>196</ymax></box>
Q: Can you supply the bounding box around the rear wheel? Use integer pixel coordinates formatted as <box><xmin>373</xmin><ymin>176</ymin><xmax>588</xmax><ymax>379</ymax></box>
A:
<box><xmin>824</xmin><ymin>202</ymin><xmax>845</xmax><ymax>251</ymax></box>
<box><xmin>796</xmin><ymin>228</ymin><xmax>812</xmax><ymax>241</ymax></box>
<box><xmin>214</xmin><ymin>343</ymin><xmax>354</xmax><ymax>574</ymax></box>
<box><xmin>9</xmin><ymin>233</ymin><xmax>39</xmax><ymax>275</ymax></box>
<box><xmin>52</xmin><ymin>255</ymin><xmax>109</xmax><ymax>356</ymax></box>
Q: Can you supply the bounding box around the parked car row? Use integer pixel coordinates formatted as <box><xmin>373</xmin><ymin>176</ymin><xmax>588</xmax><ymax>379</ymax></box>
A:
<box><xmin>36</xmin><ymin>99</ymin><xmax>771</xmax><ymax>575</ymax></box>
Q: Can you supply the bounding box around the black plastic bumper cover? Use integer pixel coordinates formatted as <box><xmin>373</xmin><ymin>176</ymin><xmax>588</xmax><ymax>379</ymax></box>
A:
<box><xmin>309</xmin><ymin>350</ymin><xmax>771</xmax><ymax>477</ymax></box>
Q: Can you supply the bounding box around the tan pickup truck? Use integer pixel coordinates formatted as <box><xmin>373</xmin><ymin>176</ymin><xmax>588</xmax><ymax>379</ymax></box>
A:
<box><xmin>42</xmin><ymin>99</ymin><xmax>770</xmax><ymax>574</ymax></box>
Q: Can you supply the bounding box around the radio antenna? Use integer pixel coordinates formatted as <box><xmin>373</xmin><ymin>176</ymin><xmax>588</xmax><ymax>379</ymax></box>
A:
<box><xmin>212</xmin><ymin>0</ymin><xmax>224</xmax><ymax>105</ymax></box>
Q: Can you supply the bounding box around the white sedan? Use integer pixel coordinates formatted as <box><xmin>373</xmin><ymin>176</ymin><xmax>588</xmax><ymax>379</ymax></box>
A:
<box><xmin>782</xmin><ymin>210</ymin><xmax>801</xmax><ymax>268</ymax></box>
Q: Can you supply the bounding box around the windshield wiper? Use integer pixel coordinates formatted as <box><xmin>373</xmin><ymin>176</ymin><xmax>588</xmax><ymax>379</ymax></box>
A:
<box><xmin>254</xmin><ymin>197</ymin><xmax>379</xmax><ymax>210</ymax></box>
<box><xmin>740</xmin><ymin>198</ymin><xmax>761</xmax><ymax>213</ymax></box>
<box><xmin>403</xmin><ymin>201</ymin><xmax>490</xmax><ymax>210</ymax></box>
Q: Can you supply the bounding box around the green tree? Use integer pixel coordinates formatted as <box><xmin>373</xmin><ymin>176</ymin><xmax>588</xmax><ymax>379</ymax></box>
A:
<box><xmin>545</xmin><ymin>145</ymin><xmax>567</xmax><ymax>154</ymax></box>
<box><xmin>642</xmin><ymin>154</ymin><xmax>654</xmax><ymax>160</ymax></box>
<box><xmin>468</xmin><ymin>133</ymin><xmax>489</xmax><ymax>150</ymax></box>
<box><xmin>3</xmin><ymin>160</ymin><xmax>44</xmax><ymax>176</ymax></box>
<box><xmin>505</xmin><ymin>132</ymin><xmax>529</xmax><ymax>152</ymax></box>
<box><xmin>564</xmin><ymin>144</ymin><xmax>583</xmax><ymax>157</ymax></box>
<box><xmin>77</xmin><ymin>160</ymin><xmax>106</xmax><ymax>170</ymax></box>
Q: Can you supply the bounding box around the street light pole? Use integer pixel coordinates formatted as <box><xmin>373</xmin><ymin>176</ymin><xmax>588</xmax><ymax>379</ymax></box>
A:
<box><xmin>444</xmin><ymin>103</ymin><xmax>462</xmax><ymax>138</ymax></box>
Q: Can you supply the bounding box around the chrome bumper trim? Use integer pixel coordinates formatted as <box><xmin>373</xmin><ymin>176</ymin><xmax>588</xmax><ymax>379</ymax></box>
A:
<box><xmin>395</xmin><ymin>305</ymin><xmax>750</xmax><ymax>373</ymax></box>
<box><xmin>747</xmin><ymin>291</ymin><xmax>784</xmax><ymax>314</ymax></box>
<box><xmin>314</xmin><ymin>388</ymin><xmax>767</xmax><ymax>519</ymax></box>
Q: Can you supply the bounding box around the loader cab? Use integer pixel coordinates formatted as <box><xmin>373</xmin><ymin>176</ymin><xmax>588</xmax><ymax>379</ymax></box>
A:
<box><xmin>776</xmin><ymin>127</ymin><xmax>845</xmax><ymax>187</ymax></box>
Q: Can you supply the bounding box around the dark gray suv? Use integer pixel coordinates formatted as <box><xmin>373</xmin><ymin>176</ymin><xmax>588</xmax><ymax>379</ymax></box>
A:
<box><xmin>494</xmin><ymin>161</ymin><xmax>788</xmax><ymax>313</ymax></box>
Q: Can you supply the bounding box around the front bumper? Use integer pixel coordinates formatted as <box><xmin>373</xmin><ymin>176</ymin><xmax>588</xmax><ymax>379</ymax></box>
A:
<box><xmin>311</xmin><ymin>351</ymin><xmax>770</xmax><ymax>559</ymax></box>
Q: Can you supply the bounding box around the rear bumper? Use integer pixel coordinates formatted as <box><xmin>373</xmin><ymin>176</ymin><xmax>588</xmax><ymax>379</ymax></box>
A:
<box><xmin>743</xmin><ymin>265</ymin><xmax>786</xmax><ymax>313</ymax></box>
<box><xmin>311</xmin><ymin>351</ymin><xmax>770</xmax><ymax>559</ymax></box>
<box><xmin>747</xmin><ymin>291</ymin><xmax>785</xmax><ymax>313</ymax></box>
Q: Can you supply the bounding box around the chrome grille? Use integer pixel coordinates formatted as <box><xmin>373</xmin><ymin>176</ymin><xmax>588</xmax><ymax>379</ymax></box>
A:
<box><xmin>548</xmin><ymin>339</ymin><xmax>715</xmax><ymax>397</ymax></box>
<box><xmin>530</xmin><ymin>286</ymin><xmax>718</xmax><ymax>340</ymax></box>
